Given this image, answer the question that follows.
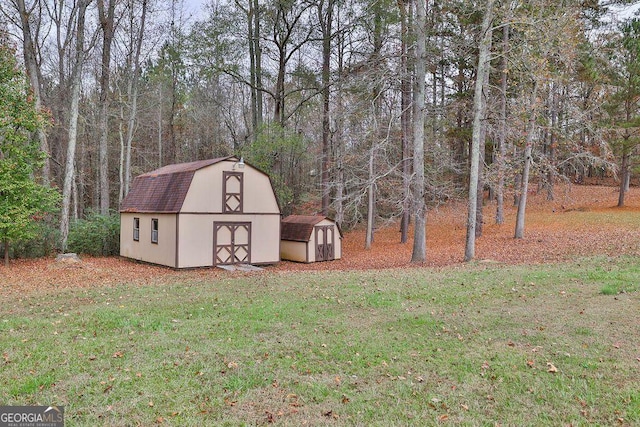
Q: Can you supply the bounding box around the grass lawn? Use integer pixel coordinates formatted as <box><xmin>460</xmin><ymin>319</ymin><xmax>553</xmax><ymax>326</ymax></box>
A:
<box><xmin>1</xmin><ymin>256</ymin><xmax>639</xmax><ymax>426</ymax></box>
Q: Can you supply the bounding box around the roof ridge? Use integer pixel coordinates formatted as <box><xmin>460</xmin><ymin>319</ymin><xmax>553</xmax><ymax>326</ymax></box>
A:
<box><xmin>140</xmin><ymin>156</ymin><xmax>234</xmax><ymax>177</ymax></box>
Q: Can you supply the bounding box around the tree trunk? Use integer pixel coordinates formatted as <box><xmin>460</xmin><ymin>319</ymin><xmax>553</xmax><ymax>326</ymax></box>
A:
<box><xmin>475</xmin><ymin>49</ymin><xmax>491</xmax><ymax>239</ymax></box>
<box><xmin>618</xmin><ymin>149</ymin><xmax>629</xmax><ymax>207</ymax></box>
<box><xmin>496</xmin><ymin>22</ymin><xmax>509</xmax><ymax>225</ymax></box>
<box><xmin>15</xmin><ymin>0</ymin><xmax>50</xmax><ymax>185</ymax></box>
<box><xmin>157</xmin><ymin>85</ymin><xmax>163</xmax><ymax>167</ymax></box>
<box><xmin>320</xmin><ymin>0</ymin><xmax>333</xmax><ymax>216</ymax></box>
<box><xmin>97</xmin><ymin>0</ymin><xmax>116</xmax><ymax>215</ymax></box>
<box><xmin>365</xmin><ymin>146</ymin><xmax>375</xmax><ymax>250</ymax></box>
<box><xmin>464</xmin><ymin>0</ymin><xmax>493</xmax><ymax>262</ymax></box>
<box><xmin>253</xmin><ymin>0</ymin><xmax>263</xmax><ymax>128</ymax></box>
<box><xmin>546</xmin><ymin>82</ymin><xmax>558</xmax><ymax>201</ymax></box>
<box><xmin>60</xmin><ymin>0</ymin><xmax>88</xmax><ymax>251</ymax></box>
<box><xmin>247</xmin><ymin>0</ymin><xmax>258</xmax><ymax>139</ymax></box>
<box><xmin>245</xmin><ymin>0</ymin><xmax>263</xmax><ymax>139</ymax></box>
<box><xmin>365</xmin><ymin>0</ymin><xmax>384</xmax><ymax>249</ymax></box>
<box><xmin>121</xmin><ymin>0</ymin><xmax>148</xmax><ymax>200</ymax></box>
<box><xmin>411</xmin><ymin>0</ymin><xmax>427</xmax><ymax>263</ymax></box>
<box><xmin>274</xmin><ymin>30</ymin><xmax>286</xmax><ymax>126</ymax></box>
<box><xmin>334</xmin><ymin>8</ymin><xmax>345</xmax><ymax>228</ymax></box>
<box><xmin>514</xmin><ymin>81</ymin><xmax>539</xmax><ymax>239</ymax></box>
<box><xmin>399</xmin><ymin>0</ymin><xmax>412</xmax><ymax>244</ymax></box>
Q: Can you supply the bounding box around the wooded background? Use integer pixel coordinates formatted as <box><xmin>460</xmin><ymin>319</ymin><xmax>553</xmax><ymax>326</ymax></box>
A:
<box><xmin>1</xmin><ymin>0</ymin><xmax>639</xmax><ymax>261</ymax></box>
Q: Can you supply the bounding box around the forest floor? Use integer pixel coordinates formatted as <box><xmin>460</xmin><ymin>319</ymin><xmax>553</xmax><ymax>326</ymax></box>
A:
<box><xmin>1</xmin><ymin>183</ymin><xmax>639</xmax><ymax>296</ymax></box>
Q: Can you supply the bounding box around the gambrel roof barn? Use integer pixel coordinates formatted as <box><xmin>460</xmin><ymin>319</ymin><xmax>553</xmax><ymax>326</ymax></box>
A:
<box><xmin>120</xmin><ymin>156</ymin><xmax>281</xmax><ymax>268</ymax></box>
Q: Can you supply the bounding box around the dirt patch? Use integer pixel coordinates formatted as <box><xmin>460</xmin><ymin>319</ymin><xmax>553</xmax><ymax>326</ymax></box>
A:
<box><xmin>1</xmin><ymin>184</ymin><xmax>639</xmax><ymax>295</ymax></box>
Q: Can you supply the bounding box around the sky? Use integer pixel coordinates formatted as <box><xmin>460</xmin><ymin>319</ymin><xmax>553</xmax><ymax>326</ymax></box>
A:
<box><xmin>180</xmin><ymin>1</ymin><xmax>640</xmax><ymax>21</ymax></box>
<box><xmin>183</xmin><ymin>0</ymin><xmax>207</xmax><ymax>15</ymax></box>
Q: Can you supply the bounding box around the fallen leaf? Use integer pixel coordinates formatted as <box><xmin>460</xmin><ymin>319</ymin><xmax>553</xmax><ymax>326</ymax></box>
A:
<box><xmin>547</xmin><ymin>362</ymin><xmax>558</xmax><ymax>373</ymax></box>
<box><xmin>0</xmin><ymin>185</ymin><xmax>630</xmax><ymax>294</ymax></box>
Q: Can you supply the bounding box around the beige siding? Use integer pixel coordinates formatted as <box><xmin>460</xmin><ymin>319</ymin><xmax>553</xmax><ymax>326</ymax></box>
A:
<box><xmin>181</xmin><ymin>160</ymin><xmax>279</xmax><ymax>214</ymax></box>
<box><xmin>280</xmin><ymin>240</ymin><xmax>308</xmax><ymax>263</ymax></box>
<box><xmin>120</xmin><ymin>213</ymin><xmax>177</xmax><ymax>268</ymax></box>
<box><xmin>244</xmin><ymin>214</ymin><xmax>281</xmax><ymax>264</ymax></box>
<box><xmin>176</xmin><ymin>213</ymin><xmax>280</xmax><ymax>268</ymax></box>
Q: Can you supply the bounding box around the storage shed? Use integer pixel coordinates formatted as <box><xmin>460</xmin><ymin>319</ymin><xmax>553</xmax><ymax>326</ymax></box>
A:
<box><xmin>280</xmin><ymin>215</ymin><xmax>342</xmax><ymax>263</ymax></box>
<box><xmin>120</xmin><ymin>156</ymin><xmax>281</xmax><ymax>268</ymax></box>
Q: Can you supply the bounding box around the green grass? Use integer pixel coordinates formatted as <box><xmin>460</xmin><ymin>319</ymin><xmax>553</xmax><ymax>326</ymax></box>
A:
<box><xmin>1</xmin><ymin>257</ymin><xmax>639</xmax><ymax>426</ymax></box>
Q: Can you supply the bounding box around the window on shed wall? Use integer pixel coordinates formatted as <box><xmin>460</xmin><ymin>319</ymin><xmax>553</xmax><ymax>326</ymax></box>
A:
<box><xmin>223</xmin><ymin>171</ymin><xmax>244</xmax><ymax>213</ymax></box>
<box><xmin>151</xmin><ymin>218</ymin><xmax>159</xmax><ymax>243</ymax></box>
<box><xmin>133</xmin><ymin>218</ymin><xmax>140</xmax><ymax>241</ymax></box>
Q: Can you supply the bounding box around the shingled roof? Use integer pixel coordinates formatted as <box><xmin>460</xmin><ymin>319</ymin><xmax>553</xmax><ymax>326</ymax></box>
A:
<box><xmin>281</xmin><ymin>215</ymin><xmax>340</xmax><ymax>242</ymax></box>
<box><xmin>120</xmin><ymin>157</ymin><xmax>232</xmax><ymax>213</ymax></box>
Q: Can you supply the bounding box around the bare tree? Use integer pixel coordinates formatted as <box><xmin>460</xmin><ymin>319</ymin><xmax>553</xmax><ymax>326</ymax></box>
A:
<box><xmin>60</xmin><ymin>0</ymin><xmax>90</xmax><ymax>250</ymax></box>
<box><xmin>411</xmin><ymin>0</ymin><xmax>427</xmax><ymax>263</ymax></box>
<box><xmin>235</xmin><ymin>0</ymin><xmax>263</xmax><ymax>139</ymax></box>
<box><xmin>464</xmin><ymin>0</ymin><xmax>493</xmax><ymax>261</ymax></box>
<box><xmin>13</xmin><ymin>0</ymin><xmax>51</xmax><ymax>184</ymax></box>
<box><xmin>495</xmin><ymin>21</ymin><xmax>509</xmax><ymax>225</ymax></box>
<box><xmin>318</xmin><ymin>0</ymin><xmax>334</xmax><ymax>216</ymax></box>
<box><xmin>97</xmin><ymin>0</ymin><xmax>116</xmax><ymax>214</ymax></box>
<box><xmin>399</xmin><ymin>0</ymin><xmax>412</xmax><ymax>243</ymax></box>
<box><xmin>514</xmin><ymin>80</ymin><xmax>539</xmax><ymax>239</ymax></box>
<box><xmin>267</xmin><ymin>0</ymin><xmax>315</xmax><ymax>126</ymax></box>
<box><xmin>119</xmin><ymin>0</ymin><xmax>148</xmax><ymax>201</ymax></box>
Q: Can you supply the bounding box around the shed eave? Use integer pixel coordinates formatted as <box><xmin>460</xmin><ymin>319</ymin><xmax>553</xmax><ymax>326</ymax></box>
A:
<box><xmin>119</xmin><ymin>209</ymin><xmax>180</xmax><ymax>214</ymax></box>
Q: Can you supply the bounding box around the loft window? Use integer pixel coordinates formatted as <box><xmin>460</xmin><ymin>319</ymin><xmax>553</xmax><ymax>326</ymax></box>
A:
<box><xmin>151</xmin><ymin>218</ymin><xmax>158</xmax><ymax>244</ymax></box>
<box><xmin>133</xmin><ymin>218</ymin><xmax>140</xmax><ymax>241</ymax></box>
<box><xmin>223</xmin><ymin>171</ymin><xmax>244</xmax><ymax>213</ymax></box>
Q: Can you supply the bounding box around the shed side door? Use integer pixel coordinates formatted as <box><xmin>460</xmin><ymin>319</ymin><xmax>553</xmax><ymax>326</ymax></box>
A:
<box><xmin>314</xmin><ymin>225</ymin><xmax>334</xmax><ymax>262</ymax></box>
<box><xmin>213</xmin><ymin>222</ymin><xmax>251</xmax><ymax>265</ymax></box>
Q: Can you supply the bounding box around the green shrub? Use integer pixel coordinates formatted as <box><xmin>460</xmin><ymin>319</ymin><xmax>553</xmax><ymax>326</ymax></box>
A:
<box><xmin>67</xmin><ymin>211</ymin><xmax>120</xmax><ymax>256</ymax></box>
<box><xmin>8</xmin><ymin>216</ymin><xmax>60</xmax><ymax>259</ymax></box>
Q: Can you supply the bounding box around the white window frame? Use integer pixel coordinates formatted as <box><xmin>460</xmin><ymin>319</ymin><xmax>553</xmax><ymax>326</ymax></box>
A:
<box><xmin>133</xmin><ymin>217</ymin><xmax>140</xmax><ymax>241</ymax></box>
<box><xmin>151</xmin><ymin>218</ymin><xmax>159</xmax><ymax>244</ymax></box>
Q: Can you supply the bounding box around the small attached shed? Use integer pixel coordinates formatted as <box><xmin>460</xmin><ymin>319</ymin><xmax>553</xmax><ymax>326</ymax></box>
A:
<box><xmin>280</xmin><ymin>215</ymin><xmax>342</xmax><ymax>263</ymax></box>
<box><xmin>120</xmin><ymin>156</ymin><xmax>281</xmax><ymax>268</ymax></box>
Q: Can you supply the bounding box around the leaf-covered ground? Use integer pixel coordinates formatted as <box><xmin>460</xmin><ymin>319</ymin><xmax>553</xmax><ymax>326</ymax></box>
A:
<box><xmin>1</xmin><ymin>184</ymin><xmax>639</xmax><ymax>295</ymax></box>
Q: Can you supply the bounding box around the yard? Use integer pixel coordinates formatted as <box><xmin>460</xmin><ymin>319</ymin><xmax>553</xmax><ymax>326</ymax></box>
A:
<box><xmin>0</xmin><ymin>184</ymin><xmax>639</xmax><ymax>425</ymax></box>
